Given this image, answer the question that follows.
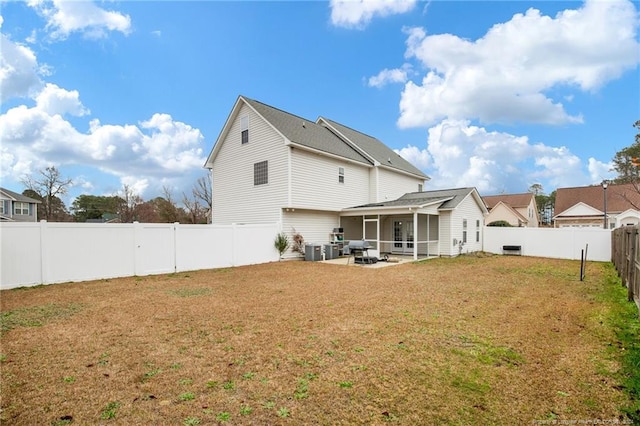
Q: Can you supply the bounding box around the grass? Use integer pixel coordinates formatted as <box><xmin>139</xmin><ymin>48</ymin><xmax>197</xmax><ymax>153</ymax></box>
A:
<box><xmin>0</xmin><ymin>303</ymin><xmax>82</xmax><ymax>334</ymax></box>
<box><xmin>599</xmin><ymin>264</ymin><xmax>640</xmax><ymax>422</ymax></box>
<box><xmin>0</xmin><ymin>256</ymin><xmax>637</xmax><ymax>424</ymax></box>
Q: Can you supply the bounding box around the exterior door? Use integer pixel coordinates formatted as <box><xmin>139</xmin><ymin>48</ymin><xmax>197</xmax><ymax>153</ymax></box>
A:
<box><xmin>393</xmin><ymin>220</ymin><xmax>414</xmax><ymax>254</ymax></box>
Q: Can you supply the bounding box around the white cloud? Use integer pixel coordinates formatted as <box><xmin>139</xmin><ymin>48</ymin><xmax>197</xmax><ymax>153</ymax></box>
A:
<box><xmin>394</xmin><ymin>145</ymin><xmax>430</xmax><ymax>170</ymax></box>
<box><xmin>0</xmin><ymin>89</ymin><xmax>206</xmax><ymax>196</ymax></box>
<box><xmin>28</xmin><ymin>0</ymin><xmax>131</xmax><ymax>40</ymax></box>
<box><xmin>330</xmin><ymin>0</ymin><xmax>416</xmax><ymax>29</ymax></box>
<box><xmin>0</xmin><ymin>31</ymin><xmax>42</xmax><ymax>102</ymax></box>
<box><xmin>587</xmin><ymin>158</ymin><xmax>616</xmax><ymax>183</ymax></box>
<box><xmin>402</xmin><ymin>119</ymin><xmax>588</xmax><ymax>194</ymax></box>
<box><xmin>368</xmin><ymin>65</ymin><xmax>410</xmax><ymax>88</ymax></box>
<box><xmin>120</xmin><ymin>176</ymin><xmax>149</xmax><ymax>196</ymax></box>
<box><xmin>396</xmin><ymin>0</ymin><xmax>640</xmax><ymax>127</ymax></box>
<box><xmin>35</xmin><ymin>83</ymin><xmax>90</xmax><ymax>117</ymax></box>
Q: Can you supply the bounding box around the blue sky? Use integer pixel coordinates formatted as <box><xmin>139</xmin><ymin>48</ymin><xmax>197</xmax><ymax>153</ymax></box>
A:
<box><xmin>1</xmin><ymin>0</ymin><xmax>638</xmax><ymax>206</ymax></box>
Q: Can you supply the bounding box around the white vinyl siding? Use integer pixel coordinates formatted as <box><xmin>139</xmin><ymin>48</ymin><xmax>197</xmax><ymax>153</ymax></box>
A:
<box><xmin>212</xmin><ymin>103</ymin><xmax>288</xmax><ymax>224</ymax></box>
<box><xmin>447</xmin><ymin>193</ymin><xmax>485</xmax><ymax>256</ymax></box>
<box><xmin>438</xmin><ymin>212</ymin><xmax>453</xmax><ymax>257</ymax></box>
<box><xmin>376</xmin><ymin>168</ymin><xmax>424</xmax><ymax>203</ymax></box>
<box><xmin>282</xmin><ymin>210</ymin><xmax>340</xmax><ymax>259</ymax></box>
<box><xmin>290</xmin><ymin>149</ymin><xmax>370</xmax><ymax>210</ymax></box>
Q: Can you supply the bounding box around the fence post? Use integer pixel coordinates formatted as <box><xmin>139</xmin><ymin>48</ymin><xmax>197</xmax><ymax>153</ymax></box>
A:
<box><xmin>173</xmin><ymin>222</ymin><xmax>179</xmax><ymax>273</ymax></box>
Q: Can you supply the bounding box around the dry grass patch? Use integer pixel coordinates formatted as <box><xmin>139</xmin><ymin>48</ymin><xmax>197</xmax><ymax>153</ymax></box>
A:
<box><xmin>0</xmin><ymin>256</ymin><xmax>633</xmax><ymax>425</ymax></box>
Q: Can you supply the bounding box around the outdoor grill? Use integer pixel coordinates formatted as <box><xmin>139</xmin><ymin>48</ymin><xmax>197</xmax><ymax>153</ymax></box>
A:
<box><xmin>346</xmin><ymin>240</ymin><xmax>377</xmax><ymax>264</ymax></box>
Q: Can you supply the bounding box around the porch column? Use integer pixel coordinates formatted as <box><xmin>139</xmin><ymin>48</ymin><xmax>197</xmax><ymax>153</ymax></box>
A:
<box><xmin>377</xmin><ymin>214</ymin><xmax>380</xmax><ymax>257</ymax></box>
<box><xmin>413</xmin><ymin>211</ymin><xmax>418</xmax><ymax>260</ymax></box>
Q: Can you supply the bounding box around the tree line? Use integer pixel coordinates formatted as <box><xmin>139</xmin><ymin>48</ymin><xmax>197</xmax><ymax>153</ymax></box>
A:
<box><xmin>20</xmin><ymin>166</ymin><xmax>212</xmax><ymax>224</ymax></box>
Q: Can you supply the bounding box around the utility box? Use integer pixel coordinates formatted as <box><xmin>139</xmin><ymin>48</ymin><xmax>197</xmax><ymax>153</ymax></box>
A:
<box><xmin>305</xmin><ymin>243</ymin><xmax>322</xmax><ymax>261</ymax></box>
<box><xmin>324</xmin><ymin>244</ymin><xmax>339</xmax><ymax>260</ymax></box>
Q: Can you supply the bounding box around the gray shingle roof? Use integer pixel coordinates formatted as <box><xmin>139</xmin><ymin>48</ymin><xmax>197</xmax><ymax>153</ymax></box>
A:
<box><xmin>0</xmin><ymin>187</ymin><xmax>41</xmax><ymax>203</ymax></box>
<box><xmin>347</xmin><ymin>187</ymin><xmax>477</xmax><ymax>210</ymax></box>
<box><xmin>319</xmin><ymin>118</ymin><xmax>428</xmax><ymax>179</ymax></box>
<box><xmin>242</xmin><ymin>97</ymin><xmax>371</xmax><ymax>165</ymax></box>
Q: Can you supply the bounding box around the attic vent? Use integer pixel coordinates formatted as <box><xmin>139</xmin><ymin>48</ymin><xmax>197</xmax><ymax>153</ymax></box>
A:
<box><xmin>387</xmin><ymin>157</ymin><xmax>392</xmax><ymax>163</ymax></box>
<box><xmin>302</xmin><ymin>121</ymin><xmax>306</xmax><ymax>128</ymax></box>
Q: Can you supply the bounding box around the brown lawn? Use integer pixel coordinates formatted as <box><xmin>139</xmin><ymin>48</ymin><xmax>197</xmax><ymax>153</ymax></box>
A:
<box><xmin>0</xmin><ymin>255</ymin><xmax>631</xmax><ymax>425</ymax></box>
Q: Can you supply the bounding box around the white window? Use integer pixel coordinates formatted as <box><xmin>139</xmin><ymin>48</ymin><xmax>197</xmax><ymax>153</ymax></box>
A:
<box><xmin>0</xmin><ymin>200</ymin><xmax>5</xmax><ymax>214</ymax></box>
<box><xmin>418</xmin><ymin>184</ymin><xmax>423</xmax><ymax>192</ymax></box>
<box><xmin>254</xmin><ymin>161</ymin><xmax>268</xmax><ymax>185</ymax></box>
<box><xmin>14</xmin><ymin>202</ymin><xmax>29</xmax><ymax>215</ymax></box>
<box><xmin>476</xmin><ymin>219</ymin><xmax>480</xmax><ymax>242</ymax></box>
<box><xmin>338</xmin><ymin>167</ymin><xmax>344</xmax><ymax>183</ymax></box>
<box><xmin>462</xmin><ymin>219</ymin><xmax>467</xmax><ymax>243</ymax></box>
<box><xmin>241</xmin><ymin>116</ymin><xmax>249</xmax><ymax>144</ymax></box>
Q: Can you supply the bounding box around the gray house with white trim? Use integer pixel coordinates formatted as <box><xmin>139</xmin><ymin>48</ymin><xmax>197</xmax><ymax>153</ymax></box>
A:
<box><xmin>0</xmin><ymin>187</ymin><xmax>41</xmax><ymax>222</ymax></box>
<box><xmin>205</xmin><ymin>96</ymin><xmax>487</xmax><ymax>259</ymax></box>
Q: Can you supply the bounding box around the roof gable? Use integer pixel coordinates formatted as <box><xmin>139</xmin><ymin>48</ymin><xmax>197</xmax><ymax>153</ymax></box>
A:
<box><xmin>489</xmin><ymin>201</ymin><xmax>528</xmax><ymax>222</ymax></box>
<box><xmin>318</xmin><ymin>117</ymin><xmax>428</xmax><ymax>179</ymax></box>
<box><xmin>205</xmin><ymin>96</ymin><xmax>371</xmax><ymax>168</ymax></box>
<box><xmin>555</xmin><ymin>201</ymin><xmax>602</xmax><ymax>218</ymax></box>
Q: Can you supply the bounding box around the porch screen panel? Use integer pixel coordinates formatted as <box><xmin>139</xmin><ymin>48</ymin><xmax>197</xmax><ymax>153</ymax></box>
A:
<box><xmin>364</xmin><ymin>220</ymin><xmax>378</xmax><ymax>249</ymax></box>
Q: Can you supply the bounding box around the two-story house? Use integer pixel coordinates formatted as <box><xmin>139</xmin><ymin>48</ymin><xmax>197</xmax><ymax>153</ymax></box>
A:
<box><xmin>205</xmin><ymin>96</ymin><xmax>487</xmax><ymax>258</ymax></box>
<box><xmin>0</xmin><ymin>187</ymin><xmax>41</xmax><ymax>222</ymax></box>
<box><xmin>483</xmin><ymin>193</ymin><xmax>540</xmax><ymax>227</ymax></box>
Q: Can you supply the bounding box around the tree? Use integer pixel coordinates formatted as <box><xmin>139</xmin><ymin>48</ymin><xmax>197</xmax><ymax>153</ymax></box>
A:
<box><xmin>118</xmin><ymin>184</ymin><xmax>143</xmax><ymax>223</ymax></box>
<box><xmin>528</xmin><ymin>184</ymin><xmax>555</xmax><ymax>226</ymax></box>
<box><xmin>153</xmin><ymin>186</ymin><xmax>186</xmax><ymax>223</ymax></box>
<box><xmin>71</xmin><ymin>194</ymin><xmax>122</xmax><ymax>222</ymax></box>
<box><xmin>528</xmin><ymin>183</ymin><xmax>543</xmax><ymax>196</ymax></box>
<box><xmin>22</xmin><ymin>166</ymin><xmax>73</xmax><ymax>221</ymax></box>
<box><xmin>181</xmin><ymin>192</ymin><xmax>207</xmax><ymax>224</ymax></box>
<box><xmin>192</xmin><ymin>176</ymin><xmax>212</xmax><ymax>223</ymax></box>
<box><xmin>611</xmin><ymin>120</ymin><xmax>640</xmax><ymax>184</ymax></box>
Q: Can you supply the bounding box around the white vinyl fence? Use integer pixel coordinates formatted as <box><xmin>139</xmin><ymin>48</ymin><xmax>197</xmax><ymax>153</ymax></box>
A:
<box><xmin>483</xmin><ymin>226</ymin><xmax>612</xmax><ymax>262</ymax></box>
<box><xmin>0</xmin><ymin>221</ymin><xmax>280</xmax><ymax>290</ymax></box>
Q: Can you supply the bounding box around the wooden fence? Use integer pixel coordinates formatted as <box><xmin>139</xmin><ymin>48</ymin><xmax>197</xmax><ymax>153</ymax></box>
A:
<box><xmin>611</xmin><ymin>226</ymin><xmax>640</xmax><ymax>318</ymax></box>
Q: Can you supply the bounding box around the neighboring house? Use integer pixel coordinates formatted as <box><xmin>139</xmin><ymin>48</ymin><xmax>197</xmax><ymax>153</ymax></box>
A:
<box><xmin>205</xmin><ymin>96</ymin><xmax>486</xmax><ymax>258</ymax></box>
<box><xmin>553</xmin><ymin>183</ymin><xmax>640</xmax><ymax>229</ymax></box>
<box><xmin>483</xmin><ymin>193</ymin><xmax>540</xmax><ymax>227</ymax></box>
<box><xmin>0</xmin><ymin>187</ymin><xmax>41</xmax><ymax>222</ymax></box>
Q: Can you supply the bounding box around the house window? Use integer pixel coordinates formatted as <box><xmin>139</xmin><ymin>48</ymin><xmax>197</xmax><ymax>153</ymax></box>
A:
<box><xmin>254</xmin><ymin>160</ymin><xmax>268</xmax><ymax>185</ymax></box>
<box><xmin>241</xmin><ymin>116</ymin><xmax>249</xmax><ymax>144</ymax></box>
<box><xmin>418</xmin><ymin>184</ymin><xmax>423</xmax><ymax>192</ymax></box>
<box><xmin>14</xmin><ymin>202</ymin><xmax>29</xmax><ymax>215</ymax></box>
<box><xmin>0</xmin><ymin>200</ymin><xmax>5</xmax><ymax>214</ymax></box>
<box><xmin>462</xmin><ymin>219</ymin><xmax>467</xmax><ymax>243</ymax></box>
<box><xmin>338</xmin><ymin>167</ymin><xmax>344</xmax><ymax>183</ymax></box>
<box><xmin>476</xmin><ymin>219</ymin><xmax>480</xmax><ymax>242</ymax></box>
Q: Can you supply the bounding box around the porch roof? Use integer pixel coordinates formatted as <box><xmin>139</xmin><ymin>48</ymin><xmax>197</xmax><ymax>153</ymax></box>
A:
<box><xmin>342</xmin><ymin>187</ymin><xmax>479</xmax><ymax>213</ymax></box>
